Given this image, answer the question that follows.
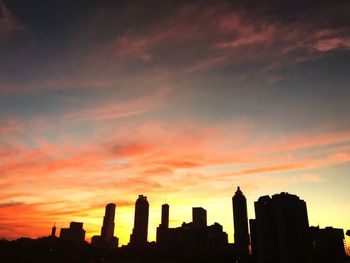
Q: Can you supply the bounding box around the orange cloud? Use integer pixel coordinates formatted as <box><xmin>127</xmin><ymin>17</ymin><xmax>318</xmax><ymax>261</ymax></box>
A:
<box><xmin>1</xmin><ymin>120</ymin><xmax>350</xmax><ymax>244</ymax></box>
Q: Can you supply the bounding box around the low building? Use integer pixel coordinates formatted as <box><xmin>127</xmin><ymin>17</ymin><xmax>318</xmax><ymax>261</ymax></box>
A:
<box><xmin>59</xmin><ymin>222</ymin><xmax>85</xmax><ymax>244</ymax></box>
<box><xmin>310</xmin><ymin>226</ymin><xmax>346</xmax><ymax>263</ymax></box>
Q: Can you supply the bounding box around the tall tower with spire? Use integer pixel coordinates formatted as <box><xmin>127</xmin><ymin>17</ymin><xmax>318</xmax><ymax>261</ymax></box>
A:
<box><xmin>232</xmin><ymin>186</ymin><xmax>250</xmax><ymax>255</ymax></box>
<box><xmin>51</xmin><ymin>223</ymin><xmax>56</xmax><ymax>237</ymax></box>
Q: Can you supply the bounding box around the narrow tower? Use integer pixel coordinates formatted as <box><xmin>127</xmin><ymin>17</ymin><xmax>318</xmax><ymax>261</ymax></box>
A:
<box><xmin>130</xmin><ymin>195</ymin><xmax>149</xmax><ymax>246</ymax></box>
<box><xmin>156</xmin><ymin>203</ymin><xmax>169</xmax><ymax>244</ymax></box>
<box><xmin>161</xmin><ymin>203</ymin><xmax>169</xmax><ymax>228</ymax></box>
<box><xmin>101</xmin><ymin>203</ymin><xmax>116</xmax><ymax>242</ymax></box>
<box><xmin>232</xmin><ymin>186</ymin><xmax>250</xmax><ymax>255</ymax></box>
<box><xmin>91</xmin><ymin>203</ymin><xmax>118</xmax><ymax>248</ymax></box>
<box><xmin>51</xmin><ymin>223</ymin><xmax>56</xmax><ymax>237</ymax></box>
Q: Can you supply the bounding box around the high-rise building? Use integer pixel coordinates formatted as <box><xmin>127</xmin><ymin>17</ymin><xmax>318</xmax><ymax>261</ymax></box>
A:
<box><xmin>91</xmin><ymin>203</ymin><xmax>118</xmax><ymax>248</ymax></box>
<box><xmin>157</xmin><ymin>203</ymin><xmax>169</xmax><ymax>245</ymax></box>
<box><xmin>232</xmin><ymin>186</ymin><xmax>250</xmax><ymax>255</ymax></box>
<box><xmin>254</xmin><ymin>192</ymin><xmax>310</xmax><ymax>263</ymax></box>
<box><xmin>192</xmin><ymin>207</ymin><xmax>207</xmax><ymax>228</ymax></box>
<box><xmin>161</xmin><ymin>203</ymin><xmax>169</xmax><ymax>228</ymax></box>
<box><xmin>101</xmin><ymin>203</ymin><xmax>116</xmax><ymax>242</ymax></box>
<box><xmin>51</xmin><ymin>223</ymin><xmax>56</xmax><ymax>237</ymax></box>
<box><xmin>130</xmin><ymin>195</ymin><xmax>149</xmax><ymax>246</ymax></box>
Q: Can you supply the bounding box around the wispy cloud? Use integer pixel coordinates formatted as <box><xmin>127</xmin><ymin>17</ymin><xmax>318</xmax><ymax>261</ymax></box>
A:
<box><xmin>1</xmin><ymin>119</ymin><xmax>350</xmax><ymax>242</ymax></box>
<box><xmin>60</xmin><ymin>87</ymin><xmax>170</xmax><ymax>123</ymax></box>
<box><xmin>0</xmin><ymin>0</ymin><xmax>24</xmax><ymax>33</ymax></box>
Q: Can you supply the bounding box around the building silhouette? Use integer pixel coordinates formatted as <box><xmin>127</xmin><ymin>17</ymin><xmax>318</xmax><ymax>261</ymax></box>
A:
<box><xmin>161</xmin><ymin>203</ymin><xmax>169</xmax><ymax>228</ymax></box>
<box><xmin>51</xmin><ymin>223</ymin><xmax>56</xmax><ymax>237</ymax></box>
<box><xmin>249</xmin><ymin>219</ymin><xmax>258</xmax><ymax>262</ymax></box>
<box><xmin>232</xmin><ymin>186</ymin><xmax>250</xmax><ymax>256</ymax></box>
<box><xmin>192</xmin><ymin>207</ymin><xmax>207</xmax><ymax>228</ymax></box>
<box><xmin>130</xmin><ymin>195</ymin><xmax>149</xmax><ymax>246</ymax></box>
<box><xmin>59</xmin><ymin>222</ymin><xmax>85</xmax><ymax>244</ymax></box>
<box><xmin>91</xmin><ymin>203</ymin><xmax>118</xmax><ymax>248</ymax></box>
<box><xmin>156</xmin><ymin>203</ymin><xmax>169</xmax><ymax>245</ymax></box>
<box><xmin>252</xmin><ymin>193</ymin><xmax>310</xmax><ymax>263</ymax></box>
<box><xmin>2</xmin><ymin>192</ymin><xmax>350</xmax><ymax>263</ymax></box>
<box><xmin>156</xmin><ymin>205</ymin><xmax>230</xmax><ymax>262</ymax></box>
<box><xmin>101</xmin><ymin>203</ymin><xmax>116</xmax><ymax>241</ymax></box>
<box><xmin>310</xmin><ymin>226</ymin><xmax>346</xmax><ymax>263</ymax></box>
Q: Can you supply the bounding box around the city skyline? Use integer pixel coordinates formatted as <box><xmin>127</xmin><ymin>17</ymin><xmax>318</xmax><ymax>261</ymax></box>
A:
<box><xmin>4</xmin><ymin>189</ymin><xmax>348</xmax><ymax>252</ymax></box>
<box><xmin>1</xmin><ymin>190</ymin><xmax>347</xmax><ymax>262</ymax></box>
<box><xmin>0</xmin><ymin>0</ymin><xmax>350</xmax><ymax>250</ymax></box>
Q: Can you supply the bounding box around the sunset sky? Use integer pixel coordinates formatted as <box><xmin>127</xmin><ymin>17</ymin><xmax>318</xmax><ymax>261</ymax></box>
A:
<box><xmin>0</xmin><ymin>0</ymin><xmax>350</xmax><ymax>247</ymax></box>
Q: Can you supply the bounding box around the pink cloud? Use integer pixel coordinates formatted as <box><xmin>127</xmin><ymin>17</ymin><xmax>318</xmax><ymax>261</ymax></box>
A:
<box><xmin>2</xmin><ymin>1</ymin><xmax>348</xmax><ymax>96</ymax></box>
<box><xmin>314</xmin><ymin>37</ymin><xmax>350</xmax><ymax>52</ymax></box>
<box><xmin>1</xmin><ymin>120</ymin><xmax>350</xmax><ymax>241</ymax></box>
<box><xmin>0</xmin><ymin>119</ymin><xmax>22</xmax><ymax>135</ymax></box>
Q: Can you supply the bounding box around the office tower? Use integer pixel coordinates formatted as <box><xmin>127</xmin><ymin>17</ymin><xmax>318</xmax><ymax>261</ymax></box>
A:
<box><xmin>51</xmin><ymin>223</ymin><xmax>56</xmax><ymax>237</ymax></box>
<box><xmin>130</xmin><ymin>195</ymin><xmax>149</xmax><ymax>246</ymax></box>
<box><xmin>161</xmin><ymin>204</ymin><xmax>169</xmax><ymax>228</ymax></box>
<box><xmin>232</xmin><ymin>186</ymin><xmax>250</xmax><ymax>255</ymax></box>
<box><xmin>192</xmin><ymin>207</ymin><xmax>207</xmax><ymax>228</ymax></box>
<box><xmin>91</xmin><ymin>203</ymin><xmax>118</xmax><ymax>248</ymax></box>
<box><xmin>157</xmin><ymin>203</ymin><xmax>169</xmax><ymax>245</ymax></box>
<box><xmin>101</xmin><ymin>203</ymin><xmax>116</xmax><ymax>242</ymax></box>
<box><xmin>254</xmin><ymin>192</ymin><xmax>309</xmax><ymax>263</ymax></box>
<box><xmin>59</xmin><ymin>222</ymin><xmax>85</xmax><ymax>244</ymax></box>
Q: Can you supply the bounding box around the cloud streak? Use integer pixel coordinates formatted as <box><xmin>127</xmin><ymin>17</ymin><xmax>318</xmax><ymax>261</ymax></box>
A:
<box><xmin>0</xmin><ymin>0</ymin><xmax>350</xmax><ymax>245</ymax></box>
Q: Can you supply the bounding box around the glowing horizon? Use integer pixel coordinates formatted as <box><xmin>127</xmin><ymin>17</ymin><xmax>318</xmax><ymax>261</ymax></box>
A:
<box><xmin>0</xmin><ymin>0</ymin><xmax>349</xmax><ymax>250</ymax></box>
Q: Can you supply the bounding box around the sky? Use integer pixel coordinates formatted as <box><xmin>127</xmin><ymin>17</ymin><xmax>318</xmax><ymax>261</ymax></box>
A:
<box><xmin>0</xmin><ymin>0</ymin><xmax>350</xmax><ymax>248</ymax></box>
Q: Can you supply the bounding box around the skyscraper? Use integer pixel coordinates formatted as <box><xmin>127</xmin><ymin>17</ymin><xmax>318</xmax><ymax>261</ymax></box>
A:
<box><xmin>51</xmin><ymin>223</ymin><xmax>56</xmax><ymax>237</ymax></box>
<box><xmin>91</xmin><ymin>203</ymin><xmax>118</xmax><ymax>248</ymax></box>
<box><xmin>161</xmin><ymin>203</ymin><xmax>169</xmax><ymax>229</ymax></box>
<box><xmin>156</xmin><ymin>203</ymin><xmax>169</xmax><ymax>245</ymax></box>
<box><xmin>130</xmin><ymin>195</ymin><xmax>149</xmax><ymax>246</ymax></box>
<box><xmin>101</xmin><ymin>203</ymin><xmax>116</xmax><ymax>242</ymax></box>
<box><xmin>254</xmin><ymin>192</ymin><xmax>310</xmax><ymax>263</ymax></box>
<box><xmin>232</xmin><ymin>186</ymin><xmax>250</xmax><ymax>255</ymax></box>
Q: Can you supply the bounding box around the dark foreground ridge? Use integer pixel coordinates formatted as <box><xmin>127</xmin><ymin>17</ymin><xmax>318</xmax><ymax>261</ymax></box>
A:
<box><xmin>0</xmin><ymin>189</ymin><xmax>349</xmax><ymax>263</ymax></box>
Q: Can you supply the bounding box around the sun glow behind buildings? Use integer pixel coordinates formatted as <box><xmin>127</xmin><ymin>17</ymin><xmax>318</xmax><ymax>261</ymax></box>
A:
<box><xmin>0</xmin><ymin>0</ymin><xmax>350</xmax><ymax>251</ymax></box>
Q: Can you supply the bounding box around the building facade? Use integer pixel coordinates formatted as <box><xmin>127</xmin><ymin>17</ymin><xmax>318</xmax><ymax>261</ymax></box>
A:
<box><xmin>192</xmin><ymin>207</ymin><xmax>207</xmax><ymax>228</ymax></box>
<box><xmin>232</xmin><ymin>186</ymin><xmax>250</xmax><ymax>256</ymax></box>
<box><xmin>91</xmin><ymin>203</ymin><xmax>118</xmax><ymax>248</ymax></box>
<box><xmin>253</xmin><ymin>193</ymin><xmax>310</xmax><ymax>263</ymax></box>
<box><xmin>59</xmin><ymin>222</ymin><xmax>85</xmax><ymax>244</ymax></box>
<box><xmin>130</xmin><ymin>195</ymin><xmax>149</xmax><ymax>246</ymax></box>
